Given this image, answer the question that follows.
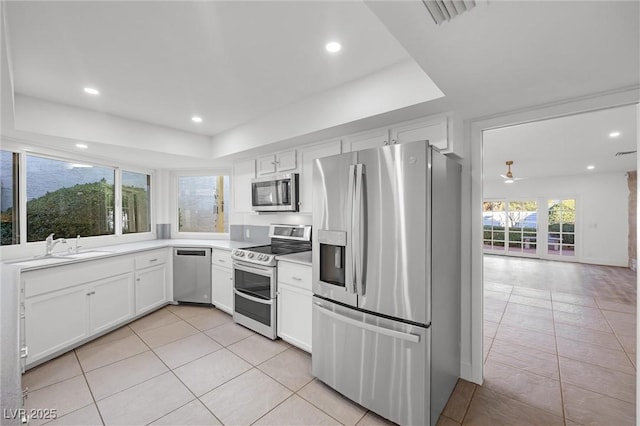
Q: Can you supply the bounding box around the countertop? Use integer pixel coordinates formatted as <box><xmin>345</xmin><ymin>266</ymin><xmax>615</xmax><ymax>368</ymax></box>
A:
<box><xmin>3</xmin><ymin>239</ymin><xmax>259</xmax><ymax>270</ymax></box>
<box><xmin>276</xmin><ymin>251</ymin><xmax>312</xmax><ymax>266</ymax></box>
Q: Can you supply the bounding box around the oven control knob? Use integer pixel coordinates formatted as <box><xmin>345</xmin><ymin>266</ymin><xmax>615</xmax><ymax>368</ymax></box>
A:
<box><xmin>260</xmin><ymin>255</ymin><xmax>266</xmax><ymax>261</ymax></box>
<box><xmin>248</xmin><ymin>253</ymin><xmax>254</xmax><ymax>259</ymax></box>
<box><xmin>237</xmin><ymin>251</ymin><xmax>244</xmax><ymax>257</ymax></box>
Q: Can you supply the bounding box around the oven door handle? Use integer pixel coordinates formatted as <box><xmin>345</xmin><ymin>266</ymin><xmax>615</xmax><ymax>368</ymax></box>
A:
<box><xmin>234</xmin><ymin>289</ymin><xmax>273</xmax><ymax>305</ymax></box>
<box><xmin>233</xmin><ymin>262</ymin><xmax>274</xmax><ymax>278</ymax></box>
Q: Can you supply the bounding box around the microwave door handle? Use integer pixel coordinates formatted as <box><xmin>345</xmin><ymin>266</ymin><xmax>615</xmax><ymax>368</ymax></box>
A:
<box><xmin>354</xmin><ymin>163</ymin><xmax>364</xmax><ymax>297</ymax></box>
<box><xmin>346</xmin><ymin>164</ymin><xmax>356</xmax><ymax>294</ymax></box>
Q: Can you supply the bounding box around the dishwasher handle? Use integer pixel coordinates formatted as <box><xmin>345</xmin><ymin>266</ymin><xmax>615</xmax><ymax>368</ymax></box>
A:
<box><xmin>175</xmin><ymin>249</ymin><xmax>209</xmax><ymax>256</ymax></box>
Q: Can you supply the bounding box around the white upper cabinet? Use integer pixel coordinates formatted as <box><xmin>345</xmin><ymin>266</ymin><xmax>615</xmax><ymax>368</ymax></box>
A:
<box><xmin>389</xmin><ymin>113</ymin><xmax>462</xmax><ymax>156</ymax></box>
<box><xmin>298</xmin><ymin>139</ymin><xmax>341</xmax><ymax>213</ymax></box>
<box><xmin>232</xmin><ymin>159</ymin><xmax>256</xmax><ymax>213</ymax></box>
<box><xmin>339</xmin><ymin>113</ymin><xmax>462</xmax><ymax>157</ymax></box>
<box><xmin>257</xmin><ymin>150</ymin><xmax>297</xmax><ymax>175</ymax></box>
<box><xmin>342</xmin><ymin>127</ymin><xmax>389</xmax><ymax>152</ymax></box>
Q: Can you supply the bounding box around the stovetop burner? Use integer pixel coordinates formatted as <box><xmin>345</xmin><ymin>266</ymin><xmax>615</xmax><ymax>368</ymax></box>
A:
<box><xmin>232</xmin><ymin>224</ymin><xmax>311</xmax><ymax>266</ymax></box>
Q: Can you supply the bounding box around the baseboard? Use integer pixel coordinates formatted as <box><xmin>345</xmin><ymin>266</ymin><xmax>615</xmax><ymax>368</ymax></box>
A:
<box><xmin>459</xmin><ymin>360</ymin><xmax>483</xmax><ymax>385</ymax></box>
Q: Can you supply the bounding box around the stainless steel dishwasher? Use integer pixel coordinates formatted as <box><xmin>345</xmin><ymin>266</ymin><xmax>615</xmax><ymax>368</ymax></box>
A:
<box><xmin>173</xmin><ymin>248</ymin><xmax>212</xmax><ymax>304</ymax></box>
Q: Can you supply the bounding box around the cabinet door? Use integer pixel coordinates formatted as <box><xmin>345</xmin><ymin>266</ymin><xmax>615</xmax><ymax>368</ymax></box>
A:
<box><xmin>342</xmin><ymin>128</ymin><xmax>389</xmax><ymax>152</ymax></box>
<box><xmin>232</xmin><ymin>159</ymin><xmax>256</xmax><ymax>212</ymax></box>
<box><xmin>277</xmin><ymin>283</ymin><xmax>312</xmax><ymax>352</ymax></box>
<box><xmin>24</xmin><ymin>285</ymin><xmax>90</xmax><ymax>365</ymax></box>
<box><xmin>257</xmin><ymin>155</ymin><xmax>277</xmax><ymax>175</ymax></box>
<box><xmin>212</xmin><ymin>265</ymin><xmax>233</xmax><ymax>315</ymax></box>
<box><xmin>91</xmin><ymin>273</ymin><xmax>135</xmax><ymax>334</ymax></box>
<box><xmin>298</xmin><ymin>140</ymin><xmax>341</xmax><ymax>213</ymax></box>
<box><xmin>135</xmin><ymin>265</ymin><xmax>168</xmax><ymax>315</ymax></box>
<box><xmin>390</xmin><ymin>116</ymin><xmax>448</xmax><ymax>150</ymax></box>
<box><xmin>275</xmin><ymin>150</ymin><xmax>297</xmax><ymax>172</ymax></box>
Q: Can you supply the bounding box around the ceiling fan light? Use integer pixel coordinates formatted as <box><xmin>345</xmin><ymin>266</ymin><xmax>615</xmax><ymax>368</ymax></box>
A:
<box><xmin>505</xmin><ymin>179</ymin><xmax>515</xmax><ymax>184</ymax></box>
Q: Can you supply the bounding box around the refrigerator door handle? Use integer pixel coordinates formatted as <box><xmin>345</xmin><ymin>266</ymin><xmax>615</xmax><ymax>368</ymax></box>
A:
<box><xmin>346</xmin><ymin>164</ymin><xmax>357</xmax><ymax>294</ymax></box>
<box><xmin>314</xmin><ymin>302</ymin><xmax>421</xmax><ymax>343</ymax></box>
<box><xmin>353</xmin><ymin>163</ymin><xmax>365</xmax><ymax>296</ymax></box>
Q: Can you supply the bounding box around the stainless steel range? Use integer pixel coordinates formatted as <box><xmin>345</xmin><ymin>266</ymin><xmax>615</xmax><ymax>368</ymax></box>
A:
<box><xmin>231</xmin><ymin>224</ymin><xmax>311</xmax><ymax>339</ymax></box>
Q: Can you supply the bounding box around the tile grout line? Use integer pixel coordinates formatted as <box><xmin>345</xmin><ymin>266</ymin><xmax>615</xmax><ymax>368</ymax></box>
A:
<box><xmin>73</xmin><ymin>348</ymin><xmax>106</xmax><ymax>426</ymax></box>
<box><xmin>550</xmin><ymin>292</ymin><xmax>569</xmax><ymax>426</ymax></box>
<box><xmin>458</xmin><ymin>382</ymin><xmax>478</xmax><ymax>425</ymax></box>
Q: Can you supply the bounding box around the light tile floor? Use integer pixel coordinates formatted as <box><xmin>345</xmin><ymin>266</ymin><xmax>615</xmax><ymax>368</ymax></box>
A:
<box><xmin>23</xmin><ymin>304</ymin><xmax>394</xmax><ymax>426</ymax></box>
<box><xmin>439</xmin><ymin>255</ymin><xmax>637</xmax><ymax>426</ymax></box>
<box><xmin>23</xmin><ymin>255</ymin><xmax>637</xmax><ymax>425</ymax></box>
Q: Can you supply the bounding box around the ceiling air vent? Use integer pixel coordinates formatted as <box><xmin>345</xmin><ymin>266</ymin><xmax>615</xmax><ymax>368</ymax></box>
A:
<box><xmin>422</xmin><ymin>0</ymin><xmax>476</xmax><ymax>25</ymax></box>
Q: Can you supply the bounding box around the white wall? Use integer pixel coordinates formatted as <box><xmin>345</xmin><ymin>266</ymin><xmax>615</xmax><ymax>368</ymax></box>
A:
<box><xmin>230</xmin><ymin>212</ymin><xmax>312</xmax><ymax>227</ymax></box>
<box><xmin>484</xmin><ymin>172</ymin><xmax>629</xmax><ymax>267</ymax></box>
<box><xmin>210</xmin><ymin>59</ymin><xmax>443</xmax><ymax>158</ymax></box>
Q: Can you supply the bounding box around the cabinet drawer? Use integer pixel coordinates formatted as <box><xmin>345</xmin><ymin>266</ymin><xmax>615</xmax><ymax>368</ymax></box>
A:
<box><xmin>23</xmin><ymin>256</ymin><xmax>133</xmax><ymax>298</ymax></box>
<box><xmin>212</xmin><ymin>249</ymin><xmax>232</xmax><ymax>269</ymax></box>
<box><xmin>278</xmin><ymin>261</ymin><xmax>311</xmax><ymax>291</ymax></box>
<box><xmin>134</xmin><ymin>249</ymin><xmax>167</xmax><ymax>270</ymax></box>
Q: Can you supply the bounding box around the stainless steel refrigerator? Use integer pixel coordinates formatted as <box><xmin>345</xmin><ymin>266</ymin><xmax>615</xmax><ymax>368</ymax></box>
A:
<box><xmin>312</xmin><ymin>141</ymin><xmax>461</xmax><ymax>426</ymax></box>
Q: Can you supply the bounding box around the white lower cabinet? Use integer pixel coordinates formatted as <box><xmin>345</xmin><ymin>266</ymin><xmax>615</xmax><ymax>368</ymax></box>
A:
<box><xmin>21</xmin><ymin>248</ymin><xmax>173</xmax><ymax>368</ymax></box>
<box><xmin>277</xmin><ymin>261</ymin><xmax>312</xmax><ymax>352</ymax></box>
<box><xmin>24</xmin><ymin>284</ymin><xmax>91</xmax><ymax>364</ymax></box>
<box><xmin>134</xmin><ymin>249</ymin><xmax>169</xmax><ymax>315</ymax></box>
<box><xmin>212</xmin><ymin>249</ymin><xmax>233</xmax><ymax>314</ymax></box>
<box><xmin>135</xmin><ymin>265</ymin><xmax>167</xmax><ymax>315</ymax></box>
<box><xmin>90</xmin><ymin>273</ymin><xmax>135</xmax><ymax>335</ymax></box>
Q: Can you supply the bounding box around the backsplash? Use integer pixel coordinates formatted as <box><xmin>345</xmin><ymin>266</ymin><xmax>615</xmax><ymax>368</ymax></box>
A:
<box><xmin>229</xmin><ymin>225</ymin><xmax>271</xmax><ymax>244</ymax></box>
<box><xmin>156</xmin><ymin>223</ymin><xmax>171</xmax><ymax>239</ymax></box>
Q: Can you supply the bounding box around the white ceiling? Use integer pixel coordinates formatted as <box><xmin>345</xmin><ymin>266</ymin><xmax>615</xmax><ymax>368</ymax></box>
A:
<box><xmin>483</xmin><ymin>105</ymin><xmax>638</xmax><ymax>183</ymax></box>
<box><xmin>4</xmin><ymin>1</ymin><xmax>414</xmax><ymax>136</ymax></box>
<box><xmin>1</xmin><ymin>1</ymin><xmax>638</xmax><ymax>168</ymax></box>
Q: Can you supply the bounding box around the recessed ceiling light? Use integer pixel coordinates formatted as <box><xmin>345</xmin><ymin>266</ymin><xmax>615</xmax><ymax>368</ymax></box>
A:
<box><xmin>75</xmin><ymin>143</ymin><xmax>88</xmax><ymax>149</ymax></box>
<box><xmin>504</xmin><ymin>179</ymin><xmax>515</xmax><ymax>184</ymax></box>
<box><xmin>191</xmin><ymin>116</ymin><xmax>203</xmax><ymax>123</ymax></box>
<box><xmin>587</xmin><ymin>165</ymin><xmax>595</xmax><ymax>170</ymax></box>
<box><xmin>83</xmin><ymin>87</ymin><xmax>99</xmax><ymax>95</ymax></box>
<box><xmin>325</xmin><ymin>41</ymin><xmax>342</xmax><ymax>53</ymax></box>
<box><xmin>609</xmin><ymin>131</ymin><xmax>621</xmax><ymax>138</ymax></box>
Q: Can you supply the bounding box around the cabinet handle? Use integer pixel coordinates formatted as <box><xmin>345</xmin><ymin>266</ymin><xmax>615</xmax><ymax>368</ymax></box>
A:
<box><xmin>149</xmin><ymin>258</ymin><xmax>158</xmax><ymax>262</ymax></box>
<box><xmin>218</xmin><ymin>259</ymin><xmax>226</xmax><ymax>263</ymax></box>
<box><xmin>20</xmin><ymin>346</ymin><xmax>28</xmax><ymax>359</ymax></box>
<box><xmin>383</xmin><ymin>140</ymin><xmax>389</xmax><ymax>145</ymax></box>
<box><xmin>136</xmin><ymin>278</ymin><xmax>141</xmax><ymax>282</ymax></box>
<box><xmin>291</xmin><ymin>276</ymin><xmax>302</xmax><ymax>281</ymax></box>
<box><xmin>391</xmin><ymin>139</ymin><xmax>397</xmax><ymax>144</ymax></box>
<box><xmin>86</xmin><ymin>291</ymin><xmax>96</xmax><ymax>296</ymax></box>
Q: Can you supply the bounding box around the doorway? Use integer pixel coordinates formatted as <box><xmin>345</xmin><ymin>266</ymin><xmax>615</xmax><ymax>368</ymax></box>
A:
<box><xmin>476</xmin><ymin>105</ymin><xmax>637</xmax><ymax>424</ymax></box>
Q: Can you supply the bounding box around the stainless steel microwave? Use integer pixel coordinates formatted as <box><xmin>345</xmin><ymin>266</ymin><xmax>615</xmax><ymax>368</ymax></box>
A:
<box><xmin>251</xmin><ymin>173</ymin><xmax>299</xmax><ymax>212</ymax></box>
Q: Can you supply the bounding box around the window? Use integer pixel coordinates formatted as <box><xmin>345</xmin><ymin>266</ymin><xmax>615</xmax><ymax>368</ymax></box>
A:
<box><xmin>26</xmin><ymin>155</ymin><xmax>115</xmax><ymax>241</ymax></box>
<box><xmin>483</xmin><ymin>199</ymin><xmax>537</xmax><ymax>256</ymax></box>
<box><xmin>178</xmin><ymin>175</ymin><xmax>229</xmax><ymax>233</ymax></box>
<box><xmin>483</xmin><ymin>201</ymin><xmax>505</xmax><ymax>251</ymax></box>
<box><xmin>122</xmin><ymin>171</ymin><xmax>151</xmax><ymax>234</ymax></box>
<box><xmin>548</xmin><ymin>199</ymin><xmax>575</xmax><ymax>257</ymax></box>
<box><xmin>507</xmin><ymin>201</ymin><xmax>537</xmax><ymax>254</ymax></box>
<box><xmin>1</xmin><ymin>150</ymin><xmax>19</xmax><ymax>245</ymax></box>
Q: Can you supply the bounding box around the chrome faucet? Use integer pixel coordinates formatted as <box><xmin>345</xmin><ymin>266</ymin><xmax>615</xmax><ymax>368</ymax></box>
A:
<box><xmin>45</xmin><ymin>233</ymin><xmax>67</xmax><ymax>256</ymax></box>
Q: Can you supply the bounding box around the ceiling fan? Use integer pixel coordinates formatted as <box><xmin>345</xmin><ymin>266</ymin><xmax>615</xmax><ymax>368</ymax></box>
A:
<box><xmin>615</xmin><ymin>150</ymin><xmax>637</xmax><ymax>156</ymax></box>
<box><xmin>500</xmin><ymin>160</ymin><xmax>524</xmax><ymax>183</ymax></box>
